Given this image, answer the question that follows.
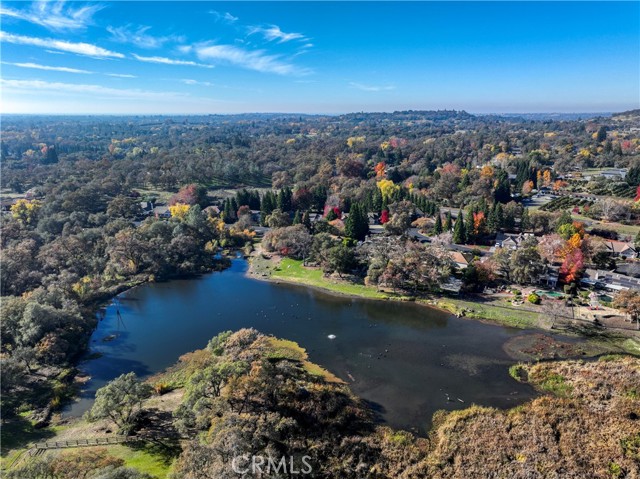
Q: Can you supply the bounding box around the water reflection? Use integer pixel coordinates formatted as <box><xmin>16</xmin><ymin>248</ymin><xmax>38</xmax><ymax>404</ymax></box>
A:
<box><xmin>66</xmin><ymin>259</ymin><xmax>536</xmax><ymax>434</ymax></box>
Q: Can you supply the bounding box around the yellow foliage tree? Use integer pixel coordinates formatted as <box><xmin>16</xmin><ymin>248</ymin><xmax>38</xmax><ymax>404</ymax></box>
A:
<box><xmin>11</xmin><ymin>199</ymin><xmax>42</xmax><ymax>225</ymax></box>
<box><xmin>377</xmin><ymin>179</ymin><xmax>399</xmax><ymax>200</ymax></box>
<box><xmin>346</xmin><ymin>136</ymin><xmax>365</xmax><ymax>148</ymax></box>
<box><xmin>169</xmin><ymin>203</ymin><xmax>190</xmax><ymax>220</ymax></box>
<box><xmin>481</xmin><ymin>165</ymin><xmax>494</xmax><ymax>178</ymax></box>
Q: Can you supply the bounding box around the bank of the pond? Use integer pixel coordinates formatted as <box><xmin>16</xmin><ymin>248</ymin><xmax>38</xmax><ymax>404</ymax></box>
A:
<box><xmin>249</xmin><ymin>253</ymin><xmax>640</xmax><ymax>356</ymax></box>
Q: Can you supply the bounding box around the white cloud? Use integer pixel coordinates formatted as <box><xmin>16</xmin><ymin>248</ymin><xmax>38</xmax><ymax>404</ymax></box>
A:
<box><xmin>0</xmin><ymin>1</ymin><xmax>103</xmax><ymax>31</ymax></box>
<box><xmin>0</xmin><ymin>32</ymin><xmax>124</xmax><ymax>58</ymax></box>
<box><xmin>106</xmin><ymin>73</ymin><xmax>137</xmax><ymax>78</ymax></box>
<box><xmin>107</xmin><ymin>25</ymin><xmax>184</xmax><ymax>49</ymax></box>
<box><xmin>0</xmin><ymin>78</ymin><xmax>186</xmax><ymax>101</ymax></box>
<box><xmin>349</xmin><ymin>82</ymin><xmax>396</xmax><ymax>92</ymax></box>
<box><xmin>4</xmin><ymin>61</ymin><xmax>92</xmax><ymax>74</ymax></box>
<box><xmin>209</xmin><ymin>10</ymin><xmax>238</xmax><ymax>23</ymax></box>
<box><xmin>132</xmin><ymin>53</ymin><xmax>214</xmax><ymax>68</ymax></box>
<box><xmin>181</xmin><ymin>79</ymin><xmax>213</xmax><ymax>86</ymax></box>
<box><xmin>248</xmin><ymin>25</ymin><xmax>306</xmax><ymax>43</ymax></box>
<box><xmin>195</xmin><ymin>44</ymin><xmax>309</xmax><ymax>76</ymax></box>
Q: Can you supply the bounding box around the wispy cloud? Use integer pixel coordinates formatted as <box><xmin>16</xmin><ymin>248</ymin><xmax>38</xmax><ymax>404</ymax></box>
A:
<box><xmin>248</xmin><ymin>25</ymin><xmax>306</xmax><ymax>43</ymax></box>
<box><xmin>195</xmin><ymin>44</ymin><xmax>309</xmax><ymax>76</ymax></box>
<box><xmin>106</xmin><ymin>73</ymin><xmax>137</xmax><ymax>78</ymax></box>
<box><xmin>107</xmin><ymin>25</ymin><xmax>184</xmax><ymax>49</ymax></box>
<box><xmin>0</xmin><ymin>32</ymin><xmax>124</xmax><ymax>58</ymax></box>
<box><xmin>0</xmin><ymin>1</ymin><xmax>103</xmax><ymax>31</ymax></box>
<box><xmin>1</xmin><ymin>78</ymin><xmax>186</xmax><ymax>101</ymax></box>
<box><xmin>349</xmin><ymin>82</ymin><xmax>396</xmax><ymax>92</ymax></box>
<box><xmin>209</xmin><ymin>10</ymin><xmax>238</xmax><ymax>23</ymax></box>
<box><xmin>181</xmin><ymin>79</ymin><xmax>214</xmax><ymax>87</ymax></box>
<box><xmin>4</xmin><ymin>61</ymin><xmax>92</xmax><ymax>74</ymax></box>
<box><xmin>132</xmin><ymin>53</ymin><xmax>214</xmax><ymax>68</ymax></box>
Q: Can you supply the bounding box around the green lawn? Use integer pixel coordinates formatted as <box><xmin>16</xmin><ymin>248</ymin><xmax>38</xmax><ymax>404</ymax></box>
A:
<box><xmin>105</xmin><ymin>441</ymin><xmax>178</xmax><ymax>478</ymax></box>
<box><xmin>432</xmin><ymin>298</ymin><xmax>540</xmax><ymax>328</ymax></box>
<box><xmin>271</xmin><ymin>258</ymin><xmax>393</xmax><ymax>300</ymax></box>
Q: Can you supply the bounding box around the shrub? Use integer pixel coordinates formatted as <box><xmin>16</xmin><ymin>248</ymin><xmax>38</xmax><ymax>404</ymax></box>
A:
<box><xmin>527</xmin><ymin>293</ymin><xmax>541</xmax><ymax>304</ymax></box>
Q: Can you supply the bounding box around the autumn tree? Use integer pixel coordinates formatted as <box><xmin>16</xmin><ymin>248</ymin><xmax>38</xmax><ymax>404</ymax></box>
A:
<box><xmin>613</xmin><ymin>290</ymin><xmax>640</xmax><ymax>324</ymax></box>
<box><xmin>169</xmin><ymin>184</ymin><xmax>208</xmax><ymax>207</ymax></box>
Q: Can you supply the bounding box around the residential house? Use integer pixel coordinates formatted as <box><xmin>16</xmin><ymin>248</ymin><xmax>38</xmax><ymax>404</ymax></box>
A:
<box><xmin>449</xmin><ymin>251</ymin><xmax>471</xmax><ymax>270</ymax></box>
<box><xmin>152</xmin><ymin>205</ymin><xmax>171</xmax><ymax>219</ymax></box>
<box><xmin>494</xmin><ymin>232</ymin><xmax>536</xmax><ymax>250</ymax></box>
<box><xmin>581</xmin><ymin>268</ymin><xmax>640</xmax><ymax>292</ymax></box>
<box><xmin>604</xmin><ymin>240</ymin><xmax>637</xmax><ymax>259</ymax></box>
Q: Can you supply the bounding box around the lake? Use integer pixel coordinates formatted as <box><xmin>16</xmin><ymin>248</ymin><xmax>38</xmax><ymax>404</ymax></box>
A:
<box><xmin>66</xmin><ymin>258</ymin><xmax>537</xmax><ymax>434</ymax></box>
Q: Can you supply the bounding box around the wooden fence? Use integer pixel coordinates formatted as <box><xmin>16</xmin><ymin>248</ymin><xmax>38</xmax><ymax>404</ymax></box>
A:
<box><xmin>29</xmin><ymin>435</ymin><xmax>130</xmax><ymax>455</ymax></box>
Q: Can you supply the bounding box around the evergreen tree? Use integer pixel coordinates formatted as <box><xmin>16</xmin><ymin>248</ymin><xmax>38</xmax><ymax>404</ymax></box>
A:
<box><xmin>302</xmin><ymin>211</ymin><xmax>312</xmax><ymax>231</ymax></box>
<box><xmin>260</xmin><ymin>191</ymin><xmax>276</xmax><ymax>226</ymax></box>
<box><xmin>223</xmin><ymin>199</ymin><xmax>233</xmax><ymax>224</ymax></box>
<box><xmin>555</xmin><ymin>209</ymin><xmax>572</xmax><ymax>229</ymax></box>
<box><xmin>433</xmin><ymin>213</ymin><xmax>443</xmax><ymax>235</ymax></box>
<box><xmin>494</xmin><ymin>169</ymin><xmax>511</xmax><ymax>203</ymax></box>
<box><xmin>453</xmin><ymin>211</ymin><xmax>466</xmax><ymax>244</ymax></box>
<box><xmin>344</xmin><ymin>202</ymin><xmax>369</xmax><ymax>241</ymax></box>
<box><xmin>521</xmin><ymin>207</ymin><xmax>531</xmax><ymax>232</ymax></box>
<box><xmin>465</xmin><ymin>209</ymin><xmax>475</xmax><ymax>243</ymax></box>
<box><xmin>230</xmin><ymin>197</ymin><xmax>239</xmax><ymax>218</ymax></box>
<box><xmin>277</xmin><ymin>187</ymin><xmax>293</xmax><ymax>212</ymax></box>
<box><xmin>444</xmin><ymin>211</ymin><xmax>452</xmax><ymax>231</ymax></box>
<box><xmin>495</xmin><ymin>203</ymin><xmax>504</xmax><ymax>230</ymax></box>
<box><xmin>325</xmin><ymin>209</ymin><xmax>338</xmax><ymax>221</ymax></box>
<box><xmin>487</xmin><ymin>205</ymin><xmax>498</xmax><ymax>235</ymax></box>
<box><xmin>293</xmin><ymin>210</ymin><xmax>302</xmax><ymax>225</ymax></box>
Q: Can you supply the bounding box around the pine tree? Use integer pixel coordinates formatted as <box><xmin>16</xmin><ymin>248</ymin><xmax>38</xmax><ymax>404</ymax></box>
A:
<box><xmin>521</xmin><ymin>207</ymin><xmax>531</xmax><ymax>232</ymax></box>
<box><xmin>453</xmin><ymin>211</ymin><xmax>466</xmax><ymax>244</ymax></box>
<box><xmin>433</xmin><ymin>214</ymin><xmax>443</xmax><ymax>235</ymax></box>
<box><xmin>444</xmin><ymin>211</ymin><xmax>452</xmax><ymax>231</ymax></box>
<box><xmin>495</xmin><ymin>203</ymin><xmax>504</xmax><ymax>230</ymax></box>
<box><xmin>293</xmin><ymin>210</ymin><xmax>302</xmax><ymax>225</ymax></box>
<box><xmin>345</xmin><ymin>202</ymin><xmax>369</xmax><ymax>241</ymax></box>
<box><xmin>487</xmin><ymin>205</ymin><xmax>498</xmax><ymax>235</ymax></box>
<box><xmin>260</xmin><ymin>191</ymin><xmax>276</xmax><ymax>226</ymax></box>
<box><xmin>302</xmin><ymin>211</ymin><xmax>312</xmax><ymax>231</ymax></box>
<box><xmin>465</xmin><ymin>209</ymin><xmax>475</xmax><ymax>243</ymax></box>
<box><xmin>223</xmin><ymin>199</ymin><xmax>233</xmax><ymax>224</ymax></box>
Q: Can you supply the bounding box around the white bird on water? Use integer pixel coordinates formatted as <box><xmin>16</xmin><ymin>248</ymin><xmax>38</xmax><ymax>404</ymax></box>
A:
<box><xmin>327</xmin><ymin>334</ymin><xmax>336</xmax><ymax>339</ymax></box>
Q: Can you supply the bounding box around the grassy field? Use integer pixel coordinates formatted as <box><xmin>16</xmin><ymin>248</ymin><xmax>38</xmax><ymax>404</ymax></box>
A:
<box><xmin>266</xmin><ymin>258</ymin><xmax>546</xmax><ymax>328</ymax></box>
<box><xmin>106</xmin><ymin>442</ymin><xmax>177</xmax><ymax>478</ymax></box>
<box><xmin>431</xmin><ymin>298</ymin><xmax>541</xmax><ymax>328</ymax></box>
<box><xmin>271</xmin><ymin>258</ymin><xmax>393</xmax><ymax>300</ymax></box>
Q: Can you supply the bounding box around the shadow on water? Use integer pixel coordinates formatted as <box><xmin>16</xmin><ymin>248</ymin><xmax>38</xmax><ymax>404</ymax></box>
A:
<box><xmin>65</xmin><ymin>258</ymin><xmax>538</xmax><ymax>434</ymax></box>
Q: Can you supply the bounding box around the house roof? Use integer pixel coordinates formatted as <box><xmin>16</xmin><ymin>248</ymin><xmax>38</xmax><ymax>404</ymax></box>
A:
<box><xmin>606</xmin><ymin>240</ymin><xmax>636</xmax><ymax>254</ymax></box>
<box><xmin>449</xmin><ymin>251</ymin><xmax>469</xmax><ymax>266</ymax></box>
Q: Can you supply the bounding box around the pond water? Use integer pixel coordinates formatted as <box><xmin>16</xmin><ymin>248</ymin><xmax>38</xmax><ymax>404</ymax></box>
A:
<box><xmin>66</xmin><ymin>258</ymin><xmax>539</xmax><ymax>434</ymax></box>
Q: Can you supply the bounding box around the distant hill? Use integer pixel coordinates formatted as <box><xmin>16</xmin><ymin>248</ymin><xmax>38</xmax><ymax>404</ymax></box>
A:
<box><xmin>339</xmin><ymin>109</ymin><xmax>475</xmax><ymax>122</ymax></box>
<box><xmin>612</xmin><ymin>108</ymin><xmax>640</xmax><ymax>118</ymax></box>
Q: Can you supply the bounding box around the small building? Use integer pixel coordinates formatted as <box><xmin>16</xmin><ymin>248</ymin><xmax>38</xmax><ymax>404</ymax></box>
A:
<box><xmin>449</xmin><ymin>251</ymin><xmax>471</xmax><ymax>270</ymax></box>
<box><xmin>494</xmin><ymin>232</ymin><xmax>536</xmax><ymax>250</ymax></box>
<box><xmin>152</xmin><ymin>205</ymin><xmax>171</xmax><ymax>219</ymax></box>
<box><xmin>604</xmin><ymin>240</ymin><xmax>637</xmax><ymax>259</ymax></box>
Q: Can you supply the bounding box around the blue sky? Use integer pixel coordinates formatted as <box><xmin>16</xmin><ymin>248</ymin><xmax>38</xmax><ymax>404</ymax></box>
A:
<box><xmin>1</xmin><ymin>1</ymin><xmax>638</xmax><ymax>114</ymax></box>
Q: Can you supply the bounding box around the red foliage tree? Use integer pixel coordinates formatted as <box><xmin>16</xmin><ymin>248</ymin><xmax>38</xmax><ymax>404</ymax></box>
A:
<box><xmin>559</xmin><ymin>248</ymin><xmax>584</xmax><ymax>284</ymax></box>
<box><xmin>380</xmin><ymin>209</ymin><xmax>389</xmax><ymax>224</ymax></box>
